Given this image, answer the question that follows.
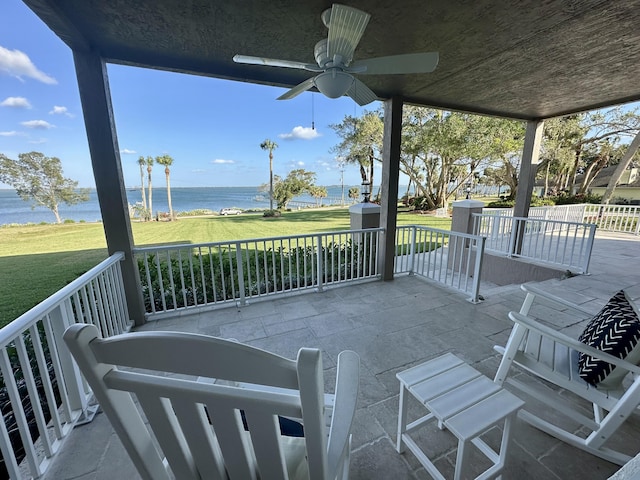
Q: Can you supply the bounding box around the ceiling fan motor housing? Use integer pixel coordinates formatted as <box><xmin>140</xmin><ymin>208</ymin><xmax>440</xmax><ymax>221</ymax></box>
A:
<box><xmin>314</xmin><ymin>39</ymin><xmax>330</xmax><ymax>67</ymax></box>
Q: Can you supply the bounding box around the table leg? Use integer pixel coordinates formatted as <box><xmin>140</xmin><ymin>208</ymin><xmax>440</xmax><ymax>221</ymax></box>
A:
<box><xmin>396</xmin><ymin>385</ymin><xmax>408</xmax><ymax>453</ymax></box>
<box><xmin>454</xmin><ymin>438</ymin><xmax>469</xmax><ymax>480</ymax></box>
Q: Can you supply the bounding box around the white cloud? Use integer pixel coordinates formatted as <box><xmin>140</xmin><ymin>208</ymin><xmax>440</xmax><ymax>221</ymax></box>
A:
<box><xmin>49</xmin><ymin>105</ymin><xmax>73</xmax><ymax>117</ymax></box>
<box><xmin>211</xmin><ymin>159</ymin><xmax>235</xmax><ymax>164</ymax></box>
<box><xmin>278</xmin><ymin>126</ymin><xmax>321</xmax><ymax>140</ymax></box>
<box><xmin>191</xmin><ymin>168</ymin><xmax>206</xmax><ymax>173</ymax></box>
<box><xmin>120</xmin><ymin>148</ymin><xmax>137</xmax><ymax>154</ymax></box>
<box><xmin>21</xmin><ymin>119</ymin><xmax>54</xmax><ymax>129</ymax></box>
<box><xmin>1</xmin><ymin>96</ymin><xmax>31</xmax><ymax>108</ymax></box>
<box><xmin>0</xmin><ymin>46</ymin><xmax>57</xmax><ymax>84</ymax></box>
<box><xmin>296</xmin><ymin>161</ymin><xmax>305</xmax><ymax>166</ymax></box>
<box><xmin>0</xmin><ymin>130</ymin><xmax>21</xmax><ymax>136</ymax></box>
<box><xmin>28</xmin><ymin>138</ymin><xmax>47</xmax><ymax>144</ymax></box>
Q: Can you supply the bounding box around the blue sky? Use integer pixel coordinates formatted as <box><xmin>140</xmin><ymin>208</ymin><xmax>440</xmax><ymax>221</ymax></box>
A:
<box><xmin>0</xmin><ymin>0</ymin><xmax>377</xmax><ymax>188</ymax></box>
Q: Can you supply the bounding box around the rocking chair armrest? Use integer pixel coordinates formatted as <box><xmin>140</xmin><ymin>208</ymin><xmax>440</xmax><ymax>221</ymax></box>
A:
<box><xmin>520</xmin><ymin>284</ymin><xmax>594</xmax><ymax>317</ymax></box>
<box><xmin>327</xmin><ymin>350</ymin><xmax>360</xmax><ymax>475</ymax></box>
<box><xmin>509</xmin><ymin>311</ymin><xmax>640</xmax><ymax>376</ymax></box>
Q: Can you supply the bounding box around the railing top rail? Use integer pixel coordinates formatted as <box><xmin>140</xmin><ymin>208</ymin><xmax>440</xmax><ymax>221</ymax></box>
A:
<box><xmin>398</xmin><ymin>224</ymin><xmax>483</xmax><ymax>240</ymax></box>
<box><xmin>472</xmin><ymin>212</ymin><xmax>595</xmax><ymax>228</ymax></box>
<box><xmin>0</xmin><ymin>251</ymin><xmax>125</xmax><ymax>342</ymax></box>
<box><xmin>133</xmin><ymin>227</ymin><xmax>385</xmax><ymax>253</ymax></box>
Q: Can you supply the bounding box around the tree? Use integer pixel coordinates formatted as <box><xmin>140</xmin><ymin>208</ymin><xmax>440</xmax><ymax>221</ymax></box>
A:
<box><xmin>348</xmin><ymin>186</ymin><xmax>360</xmax><ymax>203</ymax></box>
<box><xmin>0</xmin><ymin>151</ymin><xmax>89</xmax><ymax>223</ymax></box>
<box><xmin>308</xmin><ymin>185</ymin><xmax>328</xmax><ymax>206</ymax></box>
<box><xmin>137</xmin><ymin>156</ymin><xmax>149</xmax><ymax>220</ymax></box>
<box><xmin>270</xmin><ymin>169</ymin><xmax>316</xmax><ymax>209</ymax></box>
<box><xmin>330</xmin><ymin>111</ymin><xmax>383</xmax><ymax>191</ymax></box>
<box><xmin>155</xmin><ymin>154</ymin><xmax>175</xmax><ymax>220</ymax></box>
<box><xmin>601</xmin><ymin>130</ymin><xmax>640</xmax><ymax>204</ymax></box>
<box><xmin>260</xmin><ymin>139</ymin><xmax>278</xmax><ymax>211</ymax></box>
<box><xmin>145</xmin><ymin>156</ymin><xmax>154</xmax><ymax>219</ymax></box>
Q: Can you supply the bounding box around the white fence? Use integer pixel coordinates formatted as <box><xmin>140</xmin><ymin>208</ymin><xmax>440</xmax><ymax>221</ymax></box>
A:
<box><xmin>473</xmin><ymin>213</ymin><xmax>597</xmax><ymax>273</ymax></box>
<box><xmin>395</xmin><ymin>226</ymin><xmax>486</xmax><ymax>303</ymax></box>
<box><xmin>583</xmin><ymin>204</ymin><xmax>640</xmax><ymax>235</ymax></box>
<box><xmin>134</xmin><ymin>229</ymin><xmax>382</xmax><ymax>317</ymax></box>
<box><xmin>0</xmin><ymin>253</ymin><xmax>130</xmax><ymax>479</ymax></box>
<box><xmin>484</xmin><ymin>203</ymin><xmax>640</xmax><ymax>235</ymax></box>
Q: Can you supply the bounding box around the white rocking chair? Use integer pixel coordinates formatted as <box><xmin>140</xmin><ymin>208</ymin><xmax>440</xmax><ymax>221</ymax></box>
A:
<box><xmin>63</xmin><ymin>324</ymin><xmax>360</xmax><ymax>480</ymax></box>
<box><xmin>494</xmin><ymin>284</ymin><xmax>640</xmax><ymax>465</ymax></box>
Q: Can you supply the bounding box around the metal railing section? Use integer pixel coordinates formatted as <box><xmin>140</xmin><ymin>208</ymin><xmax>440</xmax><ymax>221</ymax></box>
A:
<box><xmin>583</xmin><ymin>204</ymin><xmax>640</xmax><ymax>235</ymax></box>
<box><xmin>484</xmin><ymin>203</ymin><xmax>640</xmax><ymax>235</ymax></box>
<box><xmin>0</xmin><ymin>253</ymin><xmax>131</xmax><ymax>479</ymax></box>
<box><xmin>394</xmin><ymin>226</ymin><xmax>486</xmax><ymax>303</ymax></box>
<box><xmin>473</xmin><ymin>213</ymin><xmax>596</xmax><ymax>273</ymax></box>
<box><xmin>134</xmin><ymin>228</ymin><xmax>382</xmax><ymax>317</ymax></box>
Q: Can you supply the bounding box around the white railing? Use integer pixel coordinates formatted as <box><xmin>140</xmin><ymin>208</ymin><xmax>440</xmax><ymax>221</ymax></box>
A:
<box><xmin>134</xmin><ymin>229</ymin><xmax>382</xmax><ymax>317</ymax></box>
<box><xmin>482</xmin><ymin>204</ymin><xmax>587</xmax><ymax>223</ymax></box>
<box><xmin>473</xmin><ymin>213</ymin><xmax>596</xmax><ymax>273</ymax></box>
<box><xmin>485</xmin><ymin>203</ymin><xmax>640</xmax><ymax>235</ymax></box>
<box><xmin>0</xmin><ymin>253</ymin><xmax>131</xmax><ymax>479</ymax></box>
<box><xmin>583</xmin><ymin>204</ymin><xmax>640</xmax><ymax>235</ymax></box>
<box><xmin>394</xmin><ymin>226</ymin><xmax>486</xmax><ymax>303</ymax></box>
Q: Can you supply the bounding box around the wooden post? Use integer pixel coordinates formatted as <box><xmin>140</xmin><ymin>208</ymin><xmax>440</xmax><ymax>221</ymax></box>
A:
<box><xmin>72</xmin><ymin>49</ymin><xmax>146</xmax><ymax>325</ymax></box>
<box><xmin>379</xmin><ymin>96</ymin><xmax>403</xmax><ymax>280</ymax></box>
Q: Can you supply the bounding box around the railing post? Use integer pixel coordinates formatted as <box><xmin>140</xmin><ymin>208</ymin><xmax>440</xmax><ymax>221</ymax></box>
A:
<box><xmin>234</xmin><ymin>242</ymin><xmax>246</xmax><ymax>306</ymax></box>
<box><xmin>508</xmin><ymin>218</ymin><xmax>520</xmax><ymax>257</ymax></box>
<box><xmin>408</xmin><ymin>226</ymin><xmax>417</xmax><ymax>275</ymax></box>
<box><xmin>581</xmin><ymin>224</ymin><xmax>597</xmax><ymax>274</ymax></box>
<box><xmin>635</xmin><ymin>208</ymin><xmax>640</xmax><ymax>236</ymax></box>
<box><xmin>469</xmin><ymin>236</ymin><xmax>486</xmax><ymax>303</ymax></box>
<box><xmin>49</xmin><ymin>302</ymin><xmax>93</xmax><ymax>420</ymax></box>
<box><xmin>316</xmin><ymin>234</ymin><xmax>324</xmax><ymax>292</ymax></box>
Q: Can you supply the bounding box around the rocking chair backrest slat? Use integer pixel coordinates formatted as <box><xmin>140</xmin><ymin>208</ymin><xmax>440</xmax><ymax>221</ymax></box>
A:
<box><xmin>63</xmin><ymin>324</ymin><xmax>343</xmax><ymax>480</ymax></box>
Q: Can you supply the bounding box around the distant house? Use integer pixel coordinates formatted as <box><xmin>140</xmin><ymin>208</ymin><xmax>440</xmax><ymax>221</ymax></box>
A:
<box><xmin>535</xmin><ymin>165</ymin><xmax>640</xmax><ymax>203</ymax></box>
<box><xmin>582</xmin><ymin>165</ymin><xmax>640</xmax><ymax>202</ymax></box>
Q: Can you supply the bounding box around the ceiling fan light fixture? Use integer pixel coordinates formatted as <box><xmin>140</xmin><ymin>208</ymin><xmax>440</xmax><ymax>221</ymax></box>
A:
<box><xmin>313</xmin><ymin>70</ymin><xmax>353</xmax><ymax>98</ymax></box>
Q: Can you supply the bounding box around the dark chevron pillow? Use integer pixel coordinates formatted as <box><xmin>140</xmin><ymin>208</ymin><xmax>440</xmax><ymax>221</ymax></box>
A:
<box><xmin>578</xmin><ymin>290</ymin><xmax>640</xmax><ymax>387</ymax></box>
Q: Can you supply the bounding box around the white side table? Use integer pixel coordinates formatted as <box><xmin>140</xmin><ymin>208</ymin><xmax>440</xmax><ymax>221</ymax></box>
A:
<box><xmin>396</xmin><ymin>353</ymin><xmax>524</xmax><ymax>480</ymax></box>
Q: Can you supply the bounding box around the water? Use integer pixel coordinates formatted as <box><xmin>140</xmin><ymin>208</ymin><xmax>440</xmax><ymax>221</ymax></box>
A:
<box><xmin>0</xmin><ymin>186</ymin><xmax>364</xmax><ymax>225</ymax></box>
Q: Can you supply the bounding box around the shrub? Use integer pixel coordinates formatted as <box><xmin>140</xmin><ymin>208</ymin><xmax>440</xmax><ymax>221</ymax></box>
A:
<box><xmin>552</xmin><ymin>192</ymin><xmax>602</xmax><ymax>205</ymax></box>
<box><xmin>63</xmin><ymin>219</ymin><xmax>75</xmax><ymax>224</ymax></box>
<box><xmin>263</xmin><ymin>209</ymin><xmax>281</xmax><ymax>218</ymax></box>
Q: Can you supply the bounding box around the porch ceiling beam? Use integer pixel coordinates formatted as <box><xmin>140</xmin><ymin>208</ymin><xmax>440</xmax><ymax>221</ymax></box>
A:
<box><xmin>72</xmin><ymin>49</ymin><xmax>145</xmax><ymax>325</ymax></box>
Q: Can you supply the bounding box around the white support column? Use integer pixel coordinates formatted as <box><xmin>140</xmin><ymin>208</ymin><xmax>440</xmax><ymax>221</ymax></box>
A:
<box><xmin>73</xmin><ymin>50</ymin><xmax>146</xmax><ymax>325</ymax></box>
<box><xmin>379</xmin><ymin>96</ymin><xmax>403</xmax><ymax>281</ymax></box>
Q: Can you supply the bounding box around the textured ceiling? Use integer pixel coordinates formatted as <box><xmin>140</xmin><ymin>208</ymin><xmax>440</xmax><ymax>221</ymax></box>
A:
<box><xmin>23</xmin><ymin>0</ymin><xmax>640</xmax><ymax>120</ymax></box>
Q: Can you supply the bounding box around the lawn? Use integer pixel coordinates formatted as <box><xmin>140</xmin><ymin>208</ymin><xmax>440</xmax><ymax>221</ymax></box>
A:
<box><xmin>0</xmin><ymin>207</ymin><xmax>451</xmax><ymax>326</ymax></box>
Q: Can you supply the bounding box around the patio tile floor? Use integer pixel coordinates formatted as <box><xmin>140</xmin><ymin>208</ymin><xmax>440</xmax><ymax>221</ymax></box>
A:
<box><xmin>43</xmin><ymin>231</ymin><xmax>640</xmax><ymax>479</ymax></box>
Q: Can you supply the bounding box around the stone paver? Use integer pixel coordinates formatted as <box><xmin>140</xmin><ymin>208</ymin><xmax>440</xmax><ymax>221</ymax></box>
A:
<box><xmin>42</xmin><ymin>231</ymin><xmax>640</xmax><ymax>479</ymax></box>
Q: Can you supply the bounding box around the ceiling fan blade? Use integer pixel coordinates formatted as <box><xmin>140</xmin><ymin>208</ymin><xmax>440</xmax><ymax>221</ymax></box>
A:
<box><xmin>233</xmin><ymin>55</ymin><xmax>321</xmax><ymax>72</ymax></box>
<box><xmin>327</xmin><ymin>4</ymin><xmax>370</xmax><ymax>65</ymax></box>
<box><xmin>351</xmin><ymin>52</ymin><xmax>439</xmax><ymax>75</ymax></box>
<box><xmin>346</xmin><ymin>78</ymin><xmax>378</xmax><ymax>106</ymax></box>
<box><xmin>277</xmin><ymin>77</ymin><xmax>316</xmax><ymax>100</ymax></box>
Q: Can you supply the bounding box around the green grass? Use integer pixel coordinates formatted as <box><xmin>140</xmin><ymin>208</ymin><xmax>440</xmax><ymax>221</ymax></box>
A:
<box><xmin>0</xmin><ymin>207</ymin><xmax>451</xmax><ymax>326</ymax></box>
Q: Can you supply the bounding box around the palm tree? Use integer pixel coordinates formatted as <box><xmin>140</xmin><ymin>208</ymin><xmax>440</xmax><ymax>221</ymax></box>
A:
<box><xmin>156</xmin><ymin>154</ymin><xmax>175</xmax><ymax>220</ymax></box>
<box><xmin>137</xmin><ymin>156</ymin><xmax>148</xmax><ymax>220</ymax></box>
<box><xmin>260</xmin><ymin>139</ymin><xmax>278</xmax><ymax>211</ymax></box>
<box><xmin>145</xmin><ymin>156</ymin><xmax>154</xmax><ymax>219</ymax></box>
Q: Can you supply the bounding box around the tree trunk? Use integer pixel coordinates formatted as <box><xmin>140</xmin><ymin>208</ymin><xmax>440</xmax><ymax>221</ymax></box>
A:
<box><xmin>601</xmin><ymin>130</ymin><xmax>640</xmax><ymax>204</ymax></box>
<box><xmin>165</xmin><ymin>167</ymin><xmax>174</xmax><ymax>220</ymax></box>
<box><xmin>147</xmin><ymin>169</ymin><xmax>153</xmax><ymax>220</ymax></box>
<box><xmin>53</xmin><ymin>204</ymin><xmax>61</xmax><ymax>224</ymax></box>
<box><xmin>139</xmin><ymin>168</ymin><xmax>147</xmax><ymax>215</ymax></box>
<box><xmin>269</xmin><ymin>153</ymin><xmax>274</xmax><ymax>211</ymax></box>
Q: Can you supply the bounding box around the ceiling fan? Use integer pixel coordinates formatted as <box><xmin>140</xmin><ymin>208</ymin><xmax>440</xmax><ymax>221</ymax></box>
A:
<box><xmin>233</xmin><ymin>3</ymin><xmax>439</xmax><ymax>106</ymax></box>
